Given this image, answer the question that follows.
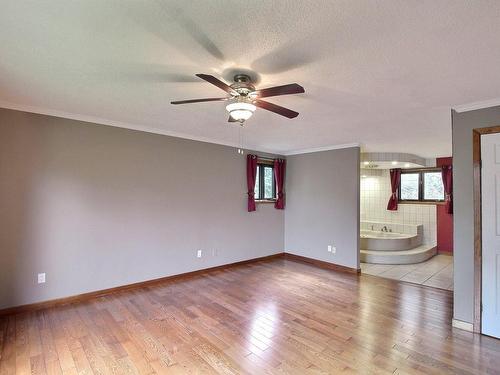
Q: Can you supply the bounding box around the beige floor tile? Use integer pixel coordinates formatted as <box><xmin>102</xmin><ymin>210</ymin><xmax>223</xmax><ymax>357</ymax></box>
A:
<box><xmin>360</xmin><ymin>263</ymin><xmax>372</xmax><ymax>271</ymax></box>
<box><xmin>429</xmin><ymin>266</ymin><xmax>453</xmax><ymax>281</ymax></box>
<box><xmin>378</xmin><ymin>265</ymin><xmax>418</xmax><ymax>280</ymax></box>
<box><xmin>362</xmin><ymin>255</ymin><xmax>454</xmax><ymax>290</ymax></box>
<box><xmin>361</xmin><ymin>264</ymin><xmax>394</xmax><ymax>276</ymax></box>
<box><xmin>435</xmin><ymin>263</ymin><xmax>453</xmax><ymax>277</ymax></box>
<box><xmin>415</xmin><ymin>260</ymin><xmax>449</xmax><ymax>272</ymax></box>
<box><xmin>401</xmin><ymin>271</ymin><xmax>433</xmax><ymax>284</ymax></box>
<box><xmin>423</xmin><ymin>276</ymin><xmax>453</xmax><ymax>290</ymax></box>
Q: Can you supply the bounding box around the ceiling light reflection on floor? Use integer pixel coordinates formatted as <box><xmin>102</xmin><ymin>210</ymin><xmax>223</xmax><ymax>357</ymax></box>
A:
<box><xmin>248</xmin><ymin>304</ymin><xmax>278</xmax><ymax>351</ymax></box>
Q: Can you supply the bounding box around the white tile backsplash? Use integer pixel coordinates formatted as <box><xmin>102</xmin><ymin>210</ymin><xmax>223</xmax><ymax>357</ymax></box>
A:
<box><xmin>360</xmin><ymin>169</ymin><xmax>437</xmax><ymax>245</ymax></box>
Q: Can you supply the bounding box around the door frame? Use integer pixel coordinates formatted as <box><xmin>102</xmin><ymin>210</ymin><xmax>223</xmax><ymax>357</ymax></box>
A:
<box><xmin>472</xmin><ymin>125</ymin><xmax>500</xmax><ymax>333</ymax></box>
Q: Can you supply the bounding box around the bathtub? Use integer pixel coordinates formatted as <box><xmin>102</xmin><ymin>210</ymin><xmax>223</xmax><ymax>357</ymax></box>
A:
<box><xmin>360</xmin><ymin>229</ymin><xmax>421</xmax><ymax>251</ymax></box>
<box><xmin>360</xmin><ymin>230</ymin><xmax>411</xmax><ymax>239</ymax></box>
<box><xmin>360</xmin><ymin>221</ymin><xmax>434</xmax><ymax>264</ymax></box>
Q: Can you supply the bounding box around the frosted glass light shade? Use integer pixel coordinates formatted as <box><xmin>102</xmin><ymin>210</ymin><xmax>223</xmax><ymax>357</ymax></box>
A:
<box><xmin>226</xmin><ymin>102</ymin><xmax>256</xmax><ymax>121</ymax></box>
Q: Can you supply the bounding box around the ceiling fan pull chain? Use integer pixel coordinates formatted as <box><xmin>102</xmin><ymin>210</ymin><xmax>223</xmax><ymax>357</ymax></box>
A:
<box><xmin>237</xmin><ymin>125</ymin><xmax>244</xmax><ymax>155</ymax></box>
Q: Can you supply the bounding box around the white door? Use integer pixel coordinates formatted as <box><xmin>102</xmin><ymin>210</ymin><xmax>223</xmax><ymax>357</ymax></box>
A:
<box><xmin>481</xmin><ymin>133</ymin><xmax>500</xmax><ymax>338</ymax></box>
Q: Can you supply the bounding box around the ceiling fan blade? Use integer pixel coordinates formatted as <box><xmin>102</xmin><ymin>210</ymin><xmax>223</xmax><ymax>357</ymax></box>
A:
<box><xmin>171</xmin><ymin>97</ymin><xmax>229</xmax><ymax>105</ymax></box>
<box><xmin>254</xmin><ymin>99</ymin><xmax>299</xmax><ymax>119</ymax></box>
<box><xmin>195</xmin><ymin>74</ymin><xmax>237</xmax><ymax>95</ymax></box>
<box><xmin>253</xmin><ymin>83</ymin><xmax>305</xmax><ymax>98</ymax></box>
<box><xmin>228</xmin><ymin>116</ymin><xmax>238</xmax><ymax>122</ymax></box>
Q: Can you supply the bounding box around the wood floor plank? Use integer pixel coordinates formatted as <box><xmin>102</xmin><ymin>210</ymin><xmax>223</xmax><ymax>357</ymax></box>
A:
<box><xmin>1</xmin><ymin>258</ymin><xmax>500</xmax><ymax>374</ymax></box>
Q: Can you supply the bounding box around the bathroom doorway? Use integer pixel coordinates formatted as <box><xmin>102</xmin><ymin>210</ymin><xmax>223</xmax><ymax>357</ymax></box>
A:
<box><xmin>359</xmin><ymin>153</ymin><xmax>453</xmax><ymax>290</ymax></box>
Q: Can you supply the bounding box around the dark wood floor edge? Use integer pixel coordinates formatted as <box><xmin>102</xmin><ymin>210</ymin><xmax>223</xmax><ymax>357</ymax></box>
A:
<box><xmin>283</xmin><ymin>253</ymin><xmax>361</xmax><ymax>274</ymax></box>
<box><xmin>0</xmin><ymin>253</ymin><xmax>285</xmax><ymax>317</ymax></box>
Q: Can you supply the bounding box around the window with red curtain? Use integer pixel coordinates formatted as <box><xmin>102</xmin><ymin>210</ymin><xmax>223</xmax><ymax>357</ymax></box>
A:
<box><xmin>398</xmin><ymin>168</ymin><xmax>446</xmax><ymax>203</ymax></box>
<box><xmin>274</xmin><ymin>159</ymin><xmax>286</xmax><ymax>209</ymax></box>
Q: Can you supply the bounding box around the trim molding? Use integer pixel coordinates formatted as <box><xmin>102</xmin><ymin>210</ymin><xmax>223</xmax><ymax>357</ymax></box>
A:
<box><xmin>452</xmin><ymin>318</ymin><xmax>474</xmax><ymax>332</ymax></box>
<box><xmin>453</xmin><ymin>97</ymin><xmax>500</xmax><ymax>113</ymax></box>
<box><xmin>284</xmin><ymin>143</ymin><xmax>361</xmax><ymax>156</ymax></box>
<box><xmin>0</xmin><ymin>101</ymin><xmax>279</xmax><ymax>155</ymax></box>
<box><xmin>284</xmin><ymin>253</ymin><xmax>361</xmax><ymax>274</ymax></box>
<box><xmin>0</xmin><ymin>253</ymin><xmax>284</xmax><ymax>317</ymax></box>
<box><xmin>471</xmin><ymin>125</ymin><xmax>500</xmax><ymax>334</ymax></box>
<box><xmin>0</xmin><ymin>101</ymin><xmax>361</xmax><ymax>157</ymax></box>
<box><xmin>0</xmin><ymin>253</ymin><xmax>361</xmax><ymax>316</ymax></box>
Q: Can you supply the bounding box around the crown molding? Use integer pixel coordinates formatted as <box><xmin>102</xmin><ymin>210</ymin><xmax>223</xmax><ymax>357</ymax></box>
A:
<box><xmin>0</xmin><ymin>100</ymin><xmax>279</xmax><ymax>155</ymax></box>
<box><xmin>0</xmin><ymin>101</ymin><xmax>361</xmax><ymax>157</ymax></box>
<box><xmin>453</xmin><ymin>97</ymin><xmax>500</xmax><ymax>113</ymax></box>
<box><xmin>284</xmin><ymin>143</ymin><xmax>361</xmax><ymax>156</ymax></box>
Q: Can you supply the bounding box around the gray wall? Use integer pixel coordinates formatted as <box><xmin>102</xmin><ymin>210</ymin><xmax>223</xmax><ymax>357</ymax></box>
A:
<box><xmin>452</xmin><ymin>105</ymin><xmax>500</xmax><ymax>323</ymax></box>
<box><xmin>284</xmin><ymin>147</ymin><xmax>360</xmax><ymax>269</ymax></box>
<box><xmin>0</xmin><ymin>108</ymin><xmax>284</xmax><ymax>309</ymax></box>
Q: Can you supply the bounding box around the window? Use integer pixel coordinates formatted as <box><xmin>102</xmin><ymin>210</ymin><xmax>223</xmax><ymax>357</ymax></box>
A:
<box><xmin>254</xmin><ymin>162</ymin><xmax>276</xmax><ymax>201</ymax></box>
<box><xmin>398</xmin><ymin>168</ymin><xmax>444</xmax><ymax>203</ymax></box>
<box><xmin>400</xmin><ymin>173</ymin><xmax>419</xmax><ymax>200</ymax></box>
<box><xmin>423</xmin><ymin>171</ymin><xmax>444</xmax><ymax>200</ymax></box>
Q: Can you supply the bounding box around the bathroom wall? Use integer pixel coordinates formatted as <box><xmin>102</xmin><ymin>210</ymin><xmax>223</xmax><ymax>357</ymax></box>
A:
<box><xmin>360</xmin><ymin>169</ymin><xmax>437</xmax><ymax>245</ymax></box>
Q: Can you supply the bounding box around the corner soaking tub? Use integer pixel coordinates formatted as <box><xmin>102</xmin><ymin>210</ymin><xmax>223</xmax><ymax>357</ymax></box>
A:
<box><xmin>360</xmin><ymin>229</ymin><xmax>421</xmax><ymax>251</ymax></box>
<box><xmin>360</xmin><ymin>222</ymin><xmax>434</xmax><ymax>264</ymax></box>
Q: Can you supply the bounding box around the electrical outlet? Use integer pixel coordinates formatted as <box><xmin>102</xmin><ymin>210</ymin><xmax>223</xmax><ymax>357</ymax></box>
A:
<box><xmin>197</xmin><ymin>250</ymin><xmax>202</xmax><ymax>258</ymax></box>
<box><xmin>37</xmin><ymin>273</ymin><xmax>46</xmax><ymax>284</ymax></box>
<box><xmin>331</xmin><ymin>246</ymin><xmax>337</xmax><ymax>254</ymax></box>
<box><xmin>327</xmin><ymin>245</ymin><xmax>332</xmax><ymax>252</ymax></box>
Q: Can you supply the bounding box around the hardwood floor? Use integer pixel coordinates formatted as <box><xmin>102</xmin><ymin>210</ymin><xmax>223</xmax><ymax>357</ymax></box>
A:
<box><xmin>1</xmin><ymin>258</ymin><xmax>499</xmax><ymax>374</ymax></box>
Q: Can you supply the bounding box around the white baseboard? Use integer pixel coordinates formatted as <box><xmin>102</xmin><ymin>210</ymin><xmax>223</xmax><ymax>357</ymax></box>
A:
<box><xmin>452</xmin><ymin>318</ymin><xmax>474</xmax><ymax>332</ymax></box>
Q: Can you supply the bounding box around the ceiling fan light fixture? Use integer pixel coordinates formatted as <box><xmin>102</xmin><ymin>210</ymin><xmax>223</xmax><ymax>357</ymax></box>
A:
<box><xmin>226</xmin><ymin>102</ymin><xmax>256</xmax><ymax>121</ymax></box>
<box><xmin>171</xmin><ymin>73</ymin><xmax>304</xmax><ymax>121</ymax></box>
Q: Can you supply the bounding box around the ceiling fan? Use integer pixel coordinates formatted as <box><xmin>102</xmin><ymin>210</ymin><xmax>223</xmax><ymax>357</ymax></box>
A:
<box><xmin>171</xmin><ymin>74</ymin><xmax>305</xmax><ymax>123</ymax></box>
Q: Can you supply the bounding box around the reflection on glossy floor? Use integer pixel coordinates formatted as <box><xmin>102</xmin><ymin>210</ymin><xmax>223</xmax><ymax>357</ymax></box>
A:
<box><xmin>361</xmin><ymin>254</ymin><xmax>453</xmax><ymax>290</ymax></box>
<box><xmin>1</xmin><ymin>257</ymin><xmax>498</xmax><ymax>374</ymax></box>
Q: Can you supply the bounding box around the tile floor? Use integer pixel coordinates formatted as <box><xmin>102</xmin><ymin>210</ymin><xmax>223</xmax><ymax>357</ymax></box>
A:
<box><xmin>361</xmin><ymin>254</ymin><xmax>453</xmax><ymax>290</ymax></box>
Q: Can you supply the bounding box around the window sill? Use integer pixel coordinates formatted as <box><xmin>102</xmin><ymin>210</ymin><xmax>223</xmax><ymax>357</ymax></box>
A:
<box><xmin>256</xmin><ymin>199</ymin><xmax>276</xmax><ymax>204</ymax></box>
<box><xmin>398</xmin><ymin>201</ymin><xmax>445</xmax><ymax>206</ymax></box>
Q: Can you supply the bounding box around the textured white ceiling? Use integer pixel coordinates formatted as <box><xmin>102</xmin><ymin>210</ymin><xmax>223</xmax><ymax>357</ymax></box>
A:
<box><xmin>1</xmin><ymin>1</ymin><xmax>500</xmax><ymax>157</ymax></box>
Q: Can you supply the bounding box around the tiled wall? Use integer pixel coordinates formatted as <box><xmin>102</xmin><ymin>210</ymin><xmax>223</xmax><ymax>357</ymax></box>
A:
<box><xmin>360</xmin><ymin>169</ymin><xmax>437</xmax><ymax>245</ymax></box>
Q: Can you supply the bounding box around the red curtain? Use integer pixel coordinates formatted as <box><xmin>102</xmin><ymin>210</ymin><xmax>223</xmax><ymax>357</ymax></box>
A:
<box><xmin>274</xmin><ymin>158</ymin><xmax>286</xmax><ymax>209</ymax></box>
<box><xmin>387</xmin><ymin>168</ymin><xmax>401</xmax><ymax>211</ymax></box>
<box><xmin>442</xmin><ymin>165</ymin><xmax>453</xmax><ymax>214</ymax></box>
<box><xmin>246</xmin><ymin>154</ymin><xmax>258</xmax><ymax>212</ymax></box>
